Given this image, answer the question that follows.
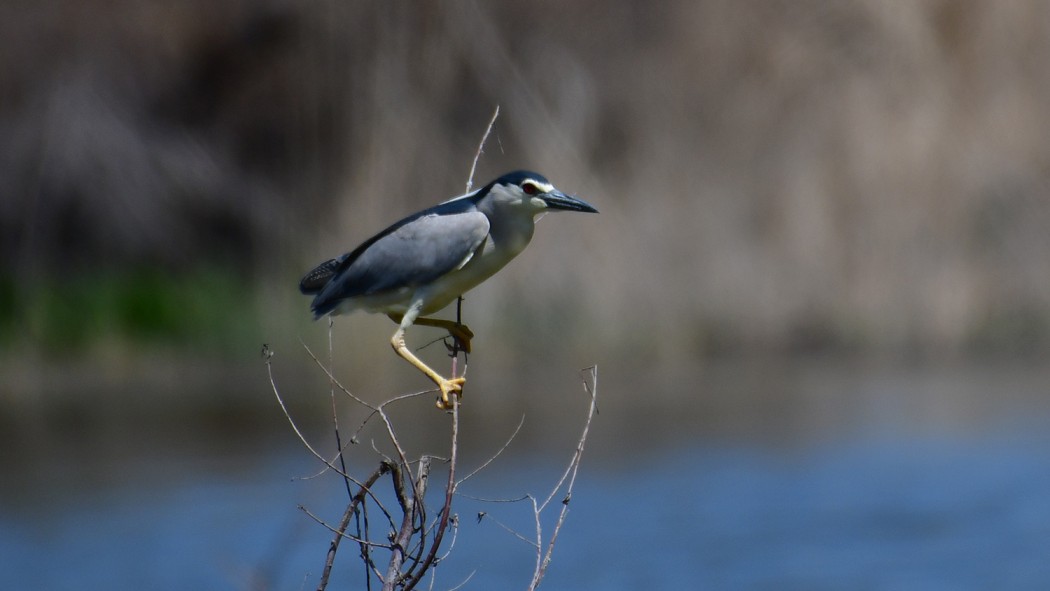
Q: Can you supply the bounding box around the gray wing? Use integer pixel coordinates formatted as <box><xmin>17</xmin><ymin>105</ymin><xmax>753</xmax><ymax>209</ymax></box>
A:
<box><xmin>312</xmin><ymin>211</ymin><xmax>490</xmax><ymax>312</ymax></box>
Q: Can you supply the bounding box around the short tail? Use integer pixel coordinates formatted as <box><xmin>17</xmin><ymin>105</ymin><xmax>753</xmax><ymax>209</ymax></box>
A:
<box><xmin>301</xmin><ymin>256</ymin><xmax>349</xmax><ymax>320</ymax></box>
<box><xmin>299</xmin><ymin>257</ymin><xmax>343</xmax><ymax>295</ymax></box>
<box><xmin>309</xmin><ymin>292</ymin><xmax>340</xmax><ymax>320</ymax></box>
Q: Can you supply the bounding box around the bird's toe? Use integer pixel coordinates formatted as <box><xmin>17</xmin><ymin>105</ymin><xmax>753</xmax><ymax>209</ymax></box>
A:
<box><xmin>435</xmin><ymin>377</ymin><xmax>467</xmax><ymax>410</ymax></box>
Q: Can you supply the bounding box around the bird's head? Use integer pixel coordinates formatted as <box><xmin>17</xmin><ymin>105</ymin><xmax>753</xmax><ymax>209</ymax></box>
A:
<box><xmin>485</xmin><ymin>170</ymin><xmax>598</xmax><ymax>215</ymax></box>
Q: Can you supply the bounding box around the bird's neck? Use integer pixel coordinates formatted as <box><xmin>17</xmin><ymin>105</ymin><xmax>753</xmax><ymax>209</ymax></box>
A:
<box><xmin>487</xmin><ymin>211</ymin><xmax>536</xmax><ymax>256</ymax></box>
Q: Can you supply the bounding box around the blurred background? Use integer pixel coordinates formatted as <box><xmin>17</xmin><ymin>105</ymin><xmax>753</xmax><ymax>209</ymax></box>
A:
<box><xmin>3</xmin><ymin>1</ymin><xmax>1050</xmax><ymax>589</ymax></box>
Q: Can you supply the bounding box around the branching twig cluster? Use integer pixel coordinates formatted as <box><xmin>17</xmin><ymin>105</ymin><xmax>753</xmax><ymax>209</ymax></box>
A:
<box><xmin>464</xmin><ymin>366</ymin><xmax>598</xmax><ymax>591</ymax></box>
<box><xmin>264</xmin><ymin>347</ymin><xmax>597</xmax><ymax>591</ymax></box>
<box><xmin>270</xmin><ymin>340</ymin><xmax>460</xmax><ymax>591</ymax></box>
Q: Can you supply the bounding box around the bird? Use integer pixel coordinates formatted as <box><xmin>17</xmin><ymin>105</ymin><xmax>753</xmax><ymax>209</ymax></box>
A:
<box><xmin>300</xmin><ymin>170</ymin><xmax>598</xmax><ymax>409</ymax></box>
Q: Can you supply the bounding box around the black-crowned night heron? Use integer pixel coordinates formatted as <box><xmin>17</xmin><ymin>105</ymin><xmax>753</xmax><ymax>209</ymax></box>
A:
<box><xmin>300</xmin><ymin>170</ymin><xmax>597</xmax><ymax>409</ymax></box>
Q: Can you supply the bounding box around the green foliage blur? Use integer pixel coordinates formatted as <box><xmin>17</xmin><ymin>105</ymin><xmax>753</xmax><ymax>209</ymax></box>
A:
<box><xmin>1</xmin><ymin>270</ymin><xmax>259</xmax><ymax>357</ymax></box>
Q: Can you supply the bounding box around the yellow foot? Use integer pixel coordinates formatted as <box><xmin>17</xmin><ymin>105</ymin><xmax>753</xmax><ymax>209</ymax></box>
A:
<box><xmin>435</xmin><ymin>376</ymin><xmax>466</xmax><ymax>410</ymax></box>
<box><xmin>447</xmin><ymin>324</ymin><xmax>474</xmax><ymax>353</ymax></box>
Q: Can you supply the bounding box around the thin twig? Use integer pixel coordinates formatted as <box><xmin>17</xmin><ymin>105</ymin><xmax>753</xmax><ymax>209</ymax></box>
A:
<box><xmin>266</xmin><ymin>353</ymin><xmax>395</xmax><ymax>523</ymax></box>
<box><xmin>477</xmin><ymin>509</ymin><xmax>539</xmax><ymax>548</ymax></box>
<box><xmin>446</xmin><ymin>569</ymin><xmax>476</xmax><ymax>591</ymax></box>
<box><xmin>465</xmin><ymin>105</ymin><xmax>500</xmax><ymax>193</ymax></box>
<box><xmin>454</xmin><ymin>104</ymin><xmax>500</xmax><ymax>347</ymax></box>
<box><xmin>383</xmin><ymin>457</ymin><xmax>432</xmax><ymax>591</ymax></box>
<box><xmin>457</xmin><ymin>413</ymin><xmax>525</xmax><ymax>486</ymax></box>
<box><xmin>267</xmin><ymin>347</ymin><xmax>399</xmax><ymax>539</ymax></box>
<box><xmin>401</xmin><ymin>397</ymin><xmax>460</xmax><ymax>591</ymax></box>
<box><xmin>375</xmin><ymin>403</ymin><xmax>425</xmax><ymax>512</ymax></box>
<box><xmin>301</xmin><ymin>337</ymin><xmax>431</xmax><ymax>508</ymax></box>
<box><xmin>327</xmin><ymin>321</ymin><xmax>354</xmax><ymax>494</ymax></box>
<box><xmin>530</xmin><ymin>495</ymin><xmax>543</xmax><ymax>580</ymax></box>
<box><xmin>265</xmin><ymin>355</ymin><xmax>361</xmax><ymax>483</ymax></box>
<box><xmin>299</xmin><ymin>507</ymin><xmax>391</xmax><ymax>550</ymax></box>
<box><xmin>296</xmin><ymin>505</ymin><xmax>390</xmax><ymax>554</ymax></box>
<box><xmin>360</xmin><ymin>496</ymin><xmax>374</xmax><ymax>588</ymax></box>
<box><xmin>457</xmin><ymin>493</ymin><xmax>531</xmax><ymax>503</ymax></box>
<box><xmin>435</xmin><ymin>514</ymin><xmax>461</xmax><ymax>563</ymax></box>
<box><xmin>528</xmin><ymin>366</ymin><xmax>599</xmax><ymax>591</ymax></box>
<box><xmin>300</xmin><ymin>339</ymin><xmax>379</xmax><ymax>411</ymax></box>
<box><xmin>315</xmin><ymin>464</ymin><xmax>389</xmax><ymax>591</ymax></box>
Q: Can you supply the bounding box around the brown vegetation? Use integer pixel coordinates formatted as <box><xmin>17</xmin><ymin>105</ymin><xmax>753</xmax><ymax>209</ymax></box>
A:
<box><xmin>3</xmin><ymin>1</ymin><xmax>1049</xmax><ymax>358</ymax></box>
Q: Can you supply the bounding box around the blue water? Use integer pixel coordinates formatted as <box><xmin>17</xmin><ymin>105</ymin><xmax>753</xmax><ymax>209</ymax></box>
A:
<box><xmin>4</xmin><ymin>431</ymin><xmax>1049</xmax><ymax>590</ymax></box>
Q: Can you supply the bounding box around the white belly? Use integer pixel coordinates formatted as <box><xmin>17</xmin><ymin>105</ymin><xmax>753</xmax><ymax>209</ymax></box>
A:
<box><xmin>414</xmin><ymin>236</ymin><xmax>525</xmax><ymax>315</ymax></box>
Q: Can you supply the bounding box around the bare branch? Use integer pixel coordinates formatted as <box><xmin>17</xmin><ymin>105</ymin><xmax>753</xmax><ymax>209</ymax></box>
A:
<box><xmin>530</xmin><ymin>495</ymin><xmax>543</xmax><ymax>581</ymax></box>
<box><xmin>457</xmin><ymin>413</ymin><xmax>525</xmax><ymax>486</ymax></box>
<box><xmin>326</xmin><ymin>321</ymin><xmax>354</xmax><ymax>498</ymax></box>
<box><xmin>266</xmin><ymin>350</ymin><xmax>396</xmax><ymax>525</ymax></box>
<box><xmin>457</xmin><ymin>493</ymin><xmax>531</xmax><ymax>503</ymax></box>
<box><xmin>528</xmin><ymin>366</ymin><xmax>599</xmax><ymax>590</ymax></box>
<box><xmin>539</xmin><ymin>370</ymin><xmax>597</xmax><ymax>511</ymax></box>
<box><xmin>465</xmin><ymin>105</ymin><xmax>500</xmax><ymax>193</ymax></box>
<box><xmin>436</xmin><ymin>514</ymin><xmax>461</xmax><ymax>563</ymax></box>
<box><xmin>382</xmin><ymin>456</ymin><xmax>432</xmax><ymax>591</ymax></box>
<box><xmin>299</xmin><ymin>507</ymin><xmax>390</xmax><ymax>550</ymax></box>
<box><xmin>266</xmin><ymin>353</ymin><xmax>360</xmax><ymax>481</ymax></box>
<box><xmin>477</xmin><ymin>509</ymin><xmax>539</xmax><ymax>549</ymax></box>
<box><xmin>446</xmin><ymin>569</ymin><xmax>476</xmax><ymax>591</ymax></box>
<box><xmin>301</xmin><ymin>336</ymin><xmax>434</xmax><ymax>510</ymax></box>
<box><xmin>299</xmin><ymin>339</ymin><xmax>379</xmax><ymax>412</ymax></box>
<box><xmin>401</xmin><ymin>398</ymin><xmax>460</xmax><ymax>591</ymax></box>
<box><xmin>314</xmin><ymin>463</ymin><xmax>390</xmax><ymax>591</ymax></box>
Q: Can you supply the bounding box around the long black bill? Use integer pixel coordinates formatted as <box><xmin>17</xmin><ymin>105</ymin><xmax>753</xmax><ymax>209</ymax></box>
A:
<box><xmin>542</xmin><ymin>190</ymin><xmax>599</xmax><ymax>213</ymax></box>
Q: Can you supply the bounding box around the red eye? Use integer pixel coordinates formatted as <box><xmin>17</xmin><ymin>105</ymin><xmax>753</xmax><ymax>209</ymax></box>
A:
<box><xmin>522</xmin><ymin>182</ymin><xmax>538</xmax><ymax>195</ymax></box>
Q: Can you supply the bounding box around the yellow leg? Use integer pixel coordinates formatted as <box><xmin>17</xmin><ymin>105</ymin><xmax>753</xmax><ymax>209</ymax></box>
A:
<box><xmin>389</xmin><ymin>307</ymin><xmax>466</xmax><ymax>410</ymax></box>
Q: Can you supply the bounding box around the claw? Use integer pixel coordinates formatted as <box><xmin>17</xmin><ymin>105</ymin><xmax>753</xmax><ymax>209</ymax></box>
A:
<box><xmin>448</xmin><ymin>324</ymin><xmax>474</xmax><ymax>353</ymax></box>
<box><xmin>436</xmin><ymin>376</ymin><xmax>466</xmax><ymax>410</ymax></box>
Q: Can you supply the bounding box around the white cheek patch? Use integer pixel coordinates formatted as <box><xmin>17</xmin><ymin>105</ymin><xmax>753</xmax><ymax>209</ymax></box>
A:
<box><xmin>529</xmin><ymin>197</ymin><xmax>548</xmax><ymax>208</ymax></box>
